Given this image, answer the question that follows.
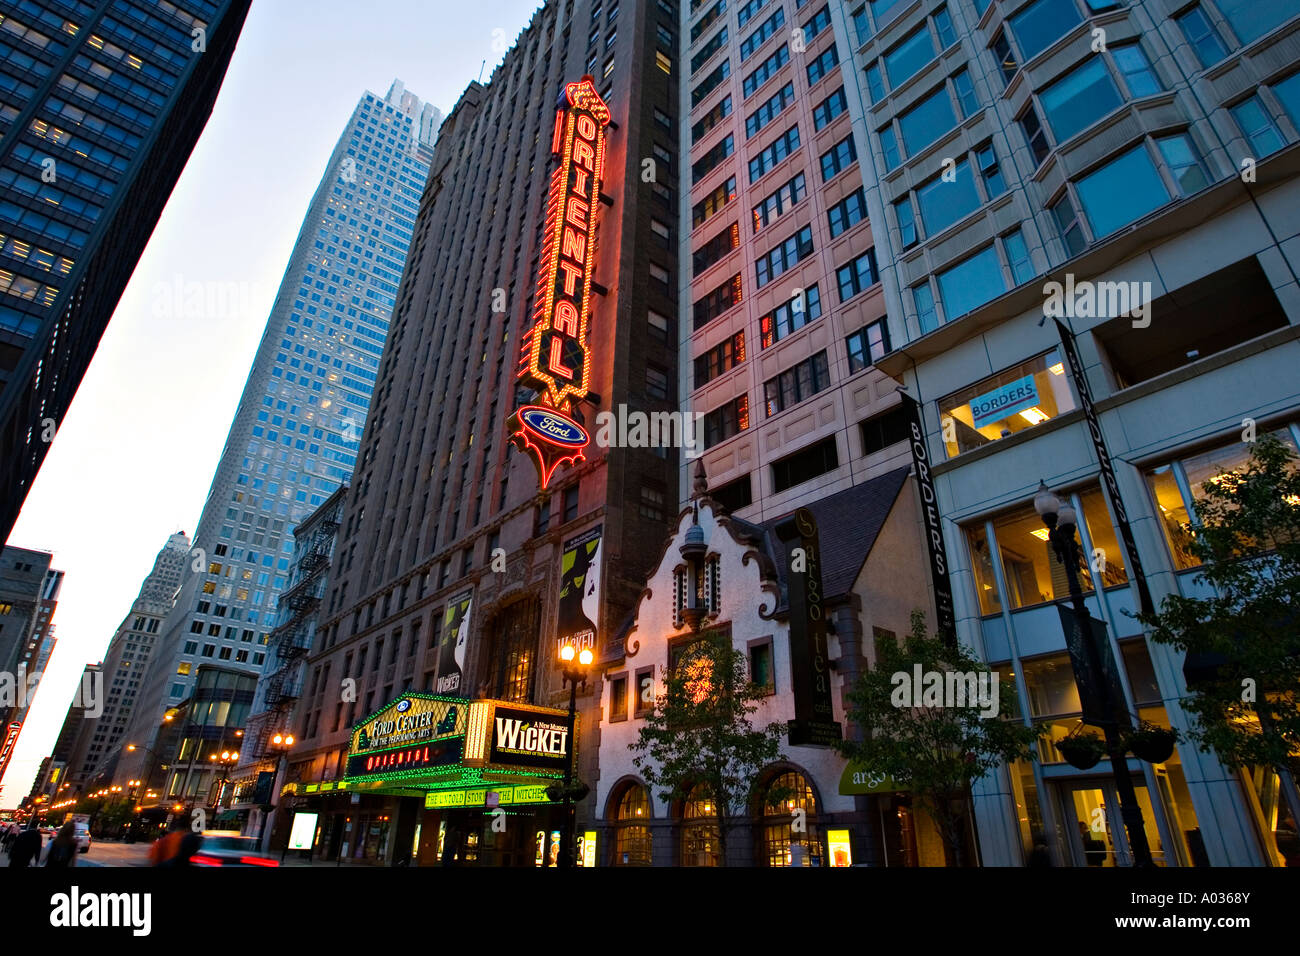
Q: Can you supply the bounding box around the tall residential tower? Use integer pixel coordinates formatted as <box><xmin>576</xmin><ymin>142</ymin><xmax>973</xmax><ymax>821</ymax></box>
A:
<box><xmin>116</xmin><ymin>82</ymin><xmax>439</xmax><ymax>807</ymax></box>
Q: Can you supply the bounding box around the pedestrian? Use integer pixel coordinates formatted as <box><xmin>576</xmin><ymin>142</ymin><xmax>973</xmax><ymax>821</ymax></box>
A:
<box><xmin>166</xmin><ymin>828</ymin><xmax>204</xmax><ymax>867</ymax></box>
<box><xmin>45</xmin><ymin>821</ymin><xmax>78</xmax><ymax>867</ymax></box>
<box><xmin>149</xmin><ymin>818</ymin><xmax>186</xmax><ymax>866</ymax></box>
<box><xmin>7</xmin><ymin>821</ymin><xmax>43</xmax><ymax>868</ymax></box>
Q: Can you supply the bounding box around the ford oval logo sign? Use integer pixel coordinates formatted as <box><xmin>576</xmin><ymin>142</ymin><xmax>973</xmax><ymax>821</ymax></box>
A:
<box><xmin>396</xmin><ymin>699</ymin><xmax>411</xmax><ymax>713</ymax></box>
<box><xmin>519</xmin><ymin>406</ymin><xmax>589</xmax><ymax>448</ymax></box>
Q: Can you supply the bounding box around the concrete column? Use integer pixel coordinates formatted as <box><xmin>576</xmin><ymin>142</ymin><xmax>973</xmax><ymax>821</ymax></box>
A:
<box><xmin>832</xmin><ymin>596</ymin><xmax>885</xmax><ymax>866</ymax></box>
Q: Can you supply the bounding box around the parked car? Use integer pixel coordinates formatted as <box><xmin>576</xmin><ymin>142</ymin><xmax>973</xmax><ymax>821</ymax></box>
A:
<box><xmin>73</xmin><ymin>821</ymin><xmax>91</xmax><ymax>853</ymax></box>
<box><xmin>189</xmin><ymin>835</ymin><xmax>279</xmax><ymax>867</ymax></box>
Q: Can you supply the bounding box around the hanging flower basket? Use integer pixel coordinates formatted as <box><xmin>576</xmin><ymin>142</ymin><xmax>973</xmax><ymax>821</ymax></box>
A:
<box><xmin>1126</xmin><ymin>724</ymin><xmax>1178</xmax><ymax>763</ymax></box>
<box><xmin>1057</xmin><ymin>733</ymin><xmax>1107</xmax><ymax>770</ymax></box>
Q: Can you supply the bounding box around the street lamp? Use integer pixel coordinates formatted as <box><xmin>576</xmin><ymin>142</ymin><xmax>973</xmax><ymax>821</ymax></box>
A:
<box><xmin>552</xmin><ymin>642</ymin><xmax>594</xmax><ymax>868</ymax></box>
<box><xmin>1034</xmin><ymin>481</ymin><xmax>1154</xmax><ymax>868</ymax></box>
<box><xmin>261</xmin><ymin>732</ymin><xmax>295</xmax><ymax>855</ymax></box>
<box><xmin>209</xmin><ymin>750</ymin><xmax>240</xmax><ymax>811</ymax></box>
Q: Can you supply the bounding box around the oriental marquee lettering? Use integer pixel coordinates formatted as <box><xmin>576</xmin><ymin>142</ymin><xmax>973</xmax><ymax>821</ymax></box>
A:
<box><xmin>508</xmin><ymin>77</ymin><xmax>612</xmax><ymax>489</ymax></box>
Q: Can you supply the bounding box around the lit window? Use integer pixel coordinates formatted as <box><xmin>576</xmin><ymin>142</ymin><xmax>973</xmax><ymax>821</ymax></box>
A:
<box><xmin>939</xmin><ymin>350</ymin><xmax>1075</xmax><ymax>459</ymax></box>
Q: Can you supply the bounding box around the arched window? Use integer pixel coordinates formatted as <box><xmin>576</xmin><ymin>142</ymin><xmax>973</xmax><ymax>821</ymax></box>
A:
<box><xmin>612</xmin><ymin>785</ymin><xmax>652</xmax><ymax>866</ymax></box>
<box><xmin>760</xmin><ymin>770</ymin><xmax>821</xmax><ymax>867</ymax></box>
<box><xmin>492</xmin><ymin>600</ymin><xmax>539</xmax><ymax>702</ymax></box>
<box><xmin>681</xmin><ymin>784</ymin><xmax>721</xmax><ymax>867</ymax></box>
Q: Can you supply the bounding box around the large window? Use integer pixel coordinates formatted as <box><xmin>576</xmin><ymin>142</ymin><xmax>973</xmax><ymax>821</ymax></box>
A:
<box><xmin>761</xmin><ymin>285</ymin><xmax>822</xmax><ymax>347</ymax></box>
<box><xmin>936</xmin><ymin>245</ymin><xmax>1005</xmax><ymax>321</ymax></box>
<box><xmin>772</xmin><ymin>436</ymin><xmax>839</xmax><ymax>492</ymax></box>
<box><xmin>759</xmin><ymin>771</ymin><xmax>821</xmax><ymax>866</ymax></box>
<box><xmin>749</xmin><ymin>125</ymin><xmax>800</xmax><ymax>182</ymax></box>
<box><xmin>1075</xmin><ymin>143</ymin><xmax>1170</xmax><ymax>238</ymax></box>
<box><xmin>693</xmin><ymin>176</ymin><xmax>737</xmax><ymax>228</ymax></box>
<box><xmin>884</xmin><ymin>24</ymin><xmax>936</xmax><ymax>88</ymax></box>
<box><xmin>692</xmin><ymin>59</ymin><xmax>731</xmax><ymax>107</ymax></box>
<box><xmin>692</xmin><ymin>95</ymin><xmax>733</xmax><ymax>144</ymax></box>
<box><xmin>704</xmin><ymin>395</ymin><xmax>750</xmax><ymax>447</ymax></box>
<box><xmin>820</xmin><ymin>135</ymin><xmax>857</xmax><ymax>181</ymax></box>
<box><xmin>755</xmin><ymin>224</ymin><xmax>813</xmax><ymax>287</ymax></box>
<box><xmin>916</xmin><ymin>159</ymin><xmax>980</xmax><ymax>235</ymax></box>
<box><xmin>692</xmin><ymin>133</ymin><xmax>734</xmax><ymax>184</ymax></box>
<box><xmin>743</xmin><ymin>44</ymin><xmax>789</xmax><ymax>97</ymax></box>
<box><xmin>740</xmin><ymin>8</ymin><xmax>785</xmax><ymax>61</ymax></box>
<box><xmin>693</xmin><ymin>222</ymin><xmax>740</xmax><ymax>275</ymax></box>
<box><xmin>764</xmin><ymin>350</ymin><xmax>831</xmax><ymax>417</ymax></box>
<box><xmin>1231</xmin><ymin>96</ymin><xmax>1285</xmax><ymax>158</ymax></box>
<box><xmin>1039</xmin><ymin>57</ymin><xmax>1122</xmax><ymax>144</ymax></box>
<box><xmin>812</xmin><ymin>86</ymin><xmax>848</xmax><ymax>131</ymax></box>
<box><xmin>827</xmin><ymin>188</ymin><xmax>868</xmax><ymax>238</ymax></box>
<box><xmin>899</xmin><ymin>85</ymin><xmax>957</xmax><ymax>156</ymax></box>
<box><xmin>695</xmin><ymin>331</ymin><xmax>746</xmax><ymax>386</ymax></box>
<box><xmin>612</xmin><ymin>785</ymin><xmax>652</xmax><ymax>865</ymax></box>
<box><xmin>1215</xmin><ymin>0</ymin><xmax>1294</xmax><ymax>45</ymax></box>
<box><xmin>745</xmin><ymin>82</ymin><xmax>795</xmax><ymax>139</ymax></box>
<box><xmin>939</xmin><ymin>350</ymin><xmax>1076</xmax><ymax>459</ymax></box>
<box><xmin>1144</xmin><ymin>428</ymin><xmax>1300</xmax><ymax>570</ymax></box>
<box><xmin>965</xmin><ymin>486</ymin><xmax>1129</xmax><ymax>615</ymax></box>
<box><xmin>681</xmin><ymin>785</ymin><xmax>721</xmax><ymax>866</ymax></box>
<box><xmin>846</xmin><ymin>318</ymin><xmax>890</xmax><ymax>373</ymax></box>
<box><xmin>835</xmin><ymin>247</ymin><xmax>879</xmax><ymax>302</ymax></box>
<box><xmin>752</xmin><ymin>172</ymin><xmax>806</xmax><ymax>232</ymax></box>
<box><xmin>1176</xmin><ymin>6</ymin><xmax>1228</xmax><ymax>68</ymax></box>
<box><xmin>1009</xmin><ymin>0</ymin><xmax>1082</xmax><ymax>62</ymax></box>
<box><xmin>694</xmin><ymin>273</ymin><xmax>744</xmax><ymax>329</ymax></box>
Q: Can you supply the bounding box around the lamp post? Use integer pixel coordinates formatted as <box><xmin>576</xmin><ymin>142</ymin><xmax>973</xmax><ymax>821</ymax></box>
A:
<box><xmin>1034</xmin><ymin>481</ymin><xmax>1154</xmax><ymax>868</ymax></box>
<box><xmin>262</xmin><ymin>732</ymin><xmax>294</xmax><ymax>855</ymax></box>
<box><xmin>554</xmin><ymin>642</ymin><xmax>593</xmax><ymax>868</ymax></box>
<box><xmin>209</xmin><ymin>750</ymin><xmax>240</xmax><ymax>812</ymax></box>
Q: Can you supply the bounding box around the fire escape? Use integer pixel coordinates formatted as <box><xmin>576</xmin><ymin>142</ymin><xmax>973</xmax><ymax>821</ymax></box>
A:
<box><xmin>247</xmin><ymin>513</ymin><xmax>338</xmax><ymax>761</ymax></box>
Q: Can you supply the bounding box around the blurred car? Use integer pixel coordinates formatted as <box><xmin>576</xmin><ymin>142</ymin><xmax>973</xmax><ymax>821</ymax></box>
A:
<box><xmin>189</xmin><ymin>834</ymin><xmax>279</xmax><ymax>867</ymax></box>
<box><xmin>73</xmin><ymin>821</ymin><xmax>91</xmax><ymax>854</ymax></box>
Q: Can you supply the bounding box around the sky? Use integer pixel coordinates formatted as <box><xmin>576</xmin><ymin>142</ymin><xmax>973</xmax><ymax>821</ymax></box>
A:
<box><xmin>0</xmin><ymin>0</ymin><xmax>544</xmax><ymax>804</ymax></box>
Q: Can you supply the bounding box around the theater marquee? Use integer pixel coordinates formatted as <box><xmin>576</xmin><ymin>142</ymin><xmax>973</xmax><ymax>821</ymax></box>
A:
<box><xmin>508</xmin><ymin>76</ymin><xmax>612</xmax><ymax>489</ymax></box>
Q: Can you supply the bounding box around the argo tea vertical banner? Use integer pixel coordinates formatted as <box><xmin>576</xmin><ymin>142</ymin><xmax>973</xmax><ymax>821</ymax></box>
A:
<box><xmin>556</xmin><ymin>525</ymin><xmax>602</xmax><ymax>657</ymax></box>
<box><xmin>436</xmin><ymin>589</ymin><xmax>473</xmax><ymax>695</ymax></box>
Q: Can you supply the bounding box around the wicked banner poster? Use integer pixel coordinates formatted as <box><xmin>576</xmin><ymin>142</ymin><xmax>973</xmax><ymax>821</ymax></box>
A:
<box><xmin>436</xmin><ymin>589</ymin><xmax>473</xmax><ymax>695</ymax></box>
<box><xmin>556</xmin><ymin>525</ymin><xmax>602</xmax><ymax>657</ymax></box>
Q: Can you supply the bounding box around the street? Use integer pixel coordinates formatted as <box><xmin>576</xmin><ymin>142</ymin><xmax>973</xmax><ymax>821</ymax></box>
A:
<box><xmin>1</xmin><ymin>840</ymin><xmax>152</xmax><ymax>868</ymax></box>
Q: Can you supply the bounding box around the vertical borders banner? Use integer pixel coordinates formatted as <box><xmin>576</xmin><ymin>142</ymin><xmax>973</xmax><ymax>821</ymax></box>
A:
<box><xmin>556</xmin><ymin>525</ymin><xmax>602</xmax><ymax>657</ymax></box>
<box><xmin>900</xmin><ymin>394</ymin><xmax>956</xmax><ymax>643</ymax></box>
<box><xmin>435</xmin><ymin>589</ymin><xmax>473</xmax><ymax>695</ymax></box>
<box><xmin>1053</xmin><ymin>320</ymin><xmax>1155</xmax><ymax>617</ymax></box>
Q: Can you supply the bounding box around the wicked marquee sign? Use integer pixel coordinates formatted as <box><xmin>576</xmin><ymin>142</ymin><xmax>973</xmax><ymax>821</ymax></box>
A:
<box><xmin>508</xmin><ymin>76</ymin><xmax>612</xmax><ymax>489</ymax></box>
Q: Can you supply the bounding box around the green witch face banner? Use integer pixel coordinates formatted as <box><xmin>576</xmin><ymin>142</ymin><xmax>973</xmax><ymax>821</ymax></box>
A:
<box><xmin>556</xmin><ymin>525</ymin><xmax>602</xmax><ymax>657</ymax></box>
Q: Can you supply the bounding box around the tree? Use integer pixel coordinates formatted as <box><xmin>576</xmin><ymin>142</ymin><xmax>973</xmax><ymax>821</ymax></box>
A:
<box><xmin>839</xmin><ymin>610</ymin><xmax>1039</xmax><ymax>866</ymax></box>
<box><xmin>629</xmin><ymin>631</ymin><xmax>787</xmax><ymax>866</ymax></box>
<box><xmin>1137</xmin><ymin>433</ymin><xmax>1300</xmax><ymax>853</ymax></box>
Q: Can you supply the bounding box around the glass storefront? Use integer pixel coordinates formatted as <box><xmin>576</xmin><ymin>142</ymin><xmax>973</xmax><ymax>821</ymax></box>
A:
<box><xmin>1144</xmin><ymin>426</ymin><xmax>1300</xmax><ymax>570</ymax></box>
<box><xmin>759</xmin><ymin>771</ymin><xmax>822</xmax><ymax>867</ymax></box>
<box><xmin>681</xmin><ymin>785</ymin><xmax>720</xmax><ymax>867</ymax></box>
<box><xmin>966</xmin><ymin>486</ymin><xmax>1127</xmax><ymax>615</ymax></box>
<box><xmin>940</xmin><ymin>349</ymin><xmax>1076</xmax><ymax>459</ymax></box>
<box><xmin>612</xmin><ymin>785</ymin><xmax>652</xmax><ymax>866</ymax></box>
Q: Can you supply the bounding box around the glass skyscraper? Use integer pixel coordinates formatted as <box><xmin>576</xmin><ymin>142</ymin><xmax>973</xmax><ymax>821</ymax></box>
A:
<box><xmin>116</xmin><ymin>81</ymin><xmax>440</xmax><ymax>806</ymax></box>
<box><xmin>0</xmin><ymin>0</ymin><xmax>255</xmax><ymax>547</ymax></box>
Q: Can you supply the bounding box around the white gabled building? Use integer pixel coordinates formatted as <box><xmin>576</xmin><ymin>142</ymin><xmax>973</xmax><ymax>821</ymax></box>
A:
<box><xmin>594</xmin><ymin>462</ymin><xmax>950</xmax><ymax>866</ymax></box>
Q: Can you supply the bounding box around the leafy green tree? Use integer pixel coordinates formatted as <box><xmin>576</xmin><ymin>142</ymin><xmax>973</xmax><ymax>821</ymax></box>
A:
<box><xmin>839</xmin><ymin>610</ymin><xmax>1039</xmax><ymax>866</ymax></box>
<box><xmin>629</xmin><ymin>632</ymin><xmax>787</xmax><ymax>866</ymax></box>
<box><xmin>1137</xmin><ymin>433</ymin><xmax>1300</xmax><ymax>843</ymax></box>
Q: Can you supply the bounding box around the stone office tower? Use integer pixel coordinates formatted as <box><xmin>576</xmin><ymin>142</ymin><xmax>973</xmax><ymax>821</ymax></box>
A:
<box><xmin>60</xmin><ymin>530</ymin><xmax>190</xmax><ymax>794</ymax></box>
<box><xmin>116</xmin><ymin>82</ymin><xmax>439</xmax><ymax>803</ymax></box>
<box><xmin>0</xmin><ymin>0</ymin><xmax>254</xmax><ymax>546</ymax></box>
<box><xmin>288</xmin><ymin>0</ymin><xmax>682</xmax><ymax>864</ymax></box>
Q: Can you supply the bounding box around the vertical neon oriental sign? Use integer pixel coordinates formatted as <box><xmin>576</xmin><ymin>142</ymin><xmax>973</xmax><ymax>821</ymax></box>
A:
<box><xmin>508</xmin><ymin>77</ymin><xmax>611</xmax><ymax>489</ymax></box>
